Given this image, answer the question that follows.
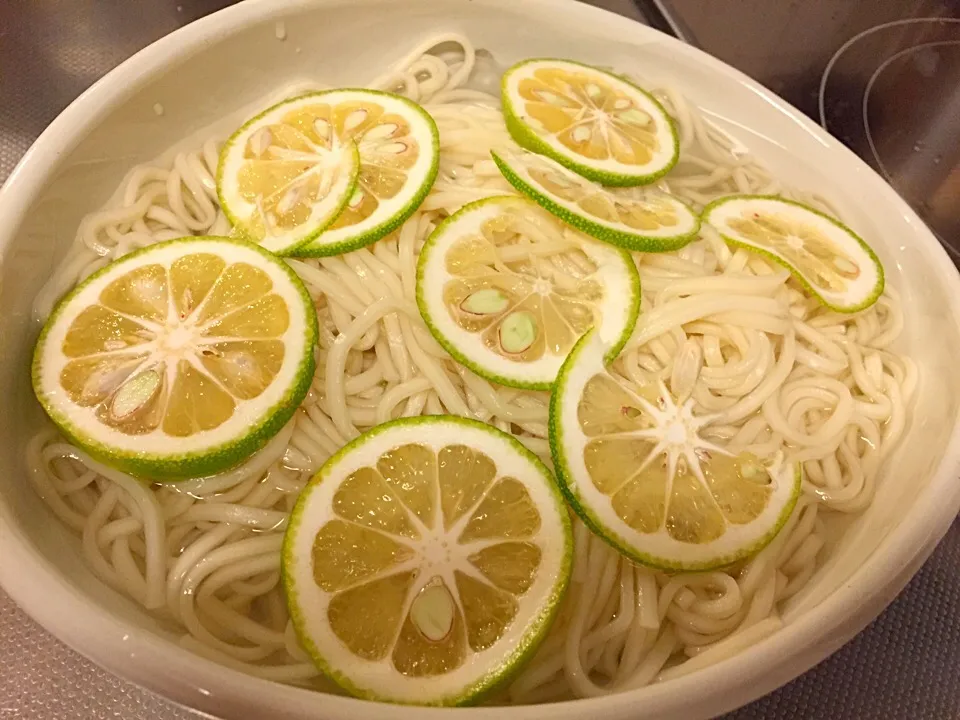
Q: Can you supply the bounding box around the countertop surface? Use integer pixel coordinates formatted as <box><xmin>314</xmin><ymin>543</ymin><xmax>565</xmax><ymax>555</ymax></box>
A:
<box><xmin>1</xmin><ymin>1</ymin><xmax>959</xmax><ymax>718</ymax></box>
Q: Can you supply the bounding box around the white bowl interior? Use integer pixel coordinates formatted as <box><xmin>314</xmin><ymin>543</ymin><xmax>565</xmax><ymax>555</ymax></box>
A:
<box><xmin>2</xmin><ymin>1</ymin><xmax>960</xmax><ymax>718</ymax></box>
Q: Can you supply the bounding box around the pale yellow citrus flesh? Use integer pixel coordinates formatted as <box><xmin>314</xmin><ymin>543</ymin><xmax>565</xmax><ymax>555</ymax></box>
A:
<box><xmin>441</xmin><ymin>209</ymin><xmax>605</xmax><ymax>365</ymax></box>
<box><xmin>726</xmin><ymin>211</ymin><xmax>861</xmax><ymax>294</ymax></box>
<box><xmin>518</xmin><ymin>67</ymin><xmax>661</xmax><ymax>167</ymax></box>
<box><xmin>57</xmin><ymin>254</ymin><xmax>289</xmax><ymax>438</ymax></box>
<box><xmin>310</xmin><ymin>442</ymin><xmax>544</xmax><ymax>677</ymax></box>
<box><xmin>578</xmin><ymin>373</ymin><xmax>773</xmax><ymax>544</ymax></box>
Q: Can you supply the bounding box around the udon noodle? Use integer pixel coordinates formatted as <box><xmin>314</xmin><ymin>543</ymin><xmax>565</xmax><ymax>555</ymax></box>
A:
<box><xmin>26</xmin><ymin>34</ymin><xmax>916</xmax><ymax>702</ymax></box>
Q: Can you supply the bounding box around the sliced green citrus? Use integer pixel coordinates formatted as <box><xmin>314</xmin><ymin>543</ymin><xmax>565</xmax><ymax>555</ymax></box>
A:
<box><xmin>703</xmin><ymin>195</ymin><xmax>884</xmax><ymax>312</ymax></box>
<box><xmin>32</xmin><ymin>236</ymin><xmax>317</xmax><ymax>480</ymax></box>
<box><xmin>416</xmin><ymin>195</ymin><xmax>640</xmax><ymax>390</ymax></box>
<box><xmin>501</xmin><ymin>58</ymin><xmax>679</xmax><ymax>187</ymax></box>
<box><xmin>492</xmin><ymin>149</ymin><xmax>699</xmax><ymax>252</ymax></box>
<box><xmin>282</xmin><ymin>415</ymin><xmax>572</xmax><ymax>706</ymax></box>
<box><xmin>251</xmin><ymin>89</ymin><xmax>439</xmax><ymax>256</ymax></box>
<box><xmin>550</xmin><ymin>330</ymin><xmax>801</xmax><ymax>571</ymax></box>
<box><xmin>218</xmin><ymin>99</ymin><xmax>360</xmax><ymax>255</ymax></box>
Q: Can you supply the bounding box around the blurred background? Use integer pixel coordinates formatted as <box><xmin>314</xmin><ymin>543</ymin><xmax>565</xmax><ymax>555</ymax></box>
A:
<box><xmin>0</xmin><ymin>1</ymin><xmax>958</xmax><ymax>718</ymax></box>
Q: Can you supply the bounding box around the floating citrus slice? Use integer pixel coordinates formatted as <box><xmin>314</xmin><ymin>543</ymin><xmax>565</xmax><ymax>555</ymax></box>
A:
<box><xmin>492</xmin><ymin>149</ymin><xmax>699</xmax><ymax>252</ymax></box>
<box><xmin>703</xmin><ymin>195</ymin><xmax>884</xmax><ymax>312</ymax></box>
<box><xmin>32</xmin><ymin>237</ymin><xmax>317</xmax><ymax>479</ymax></box>
<box><xmin>283</xmin><ymin>416</ymin><xmax>572</xmax><ymax>706</ymax></box>
<box><xmin>218</xmin><ymin>104</ymin><xmax>360</xmax><ymax>255</ymax></box>
<box><xmin>416</xmin><ymin>196</ymin><xmax>640</xmax><ymax>390</ymax></box>
<box><xmin>550</xmin><ymin>330</ymin><xmax>801</xmax><ymax>571</ymax></box>
<box><xmin>501</xmin><ymin>58</ymin><xmax>678</xmax><ymax>186</ymax></box>
<box><xmin>278</xmin><ymin>89</ymin><xmax>438</xmax><ymax>256</ymax></box>
<box><xmin>220</xmin><ymin>89</ymin><xmax>439</xmax><ymax>256</ymax></box>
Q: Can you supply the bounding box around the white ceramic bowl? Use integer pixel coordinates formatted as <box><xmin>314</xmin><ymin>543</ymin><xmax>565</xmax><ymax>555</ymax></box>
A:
<box><xmin>2</xmin><ymin>1</ymin><xmax>959</xmax><ymax>718</ymax></box>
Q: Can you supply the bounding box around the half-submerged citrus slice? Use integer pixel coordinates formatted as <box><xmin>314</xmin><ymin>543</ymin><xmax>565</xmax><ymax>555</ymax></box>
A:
<box><xmin>416</xmin><ymin>196</ymin><xmax>640</xmax><ymax>390</ymax></box>
<box><xmin>218</xmin><ymin>100</ymin><xmax>360</xmax><ymax>255</ymax></box>
<box><xmin>32</xmin><ymin>237</ymin><xmax>317</xmax><ymax>479</ymax></box>
<box><xmin>271</xmin><ymin>89</ymin><xmax>439</xmax><ymax>256</ymax></box>
<box><xmin>550</xmin><ymin>330</ymin><xmax>801</xmax><ymax>571</ymax></box>
<box><xmin>703</xmin><ymin>195</ymin><xmax>884</xmax><ymax>312</ymax></box>
<box><xmin>283</xmin><ymin>415</ymin><xmax>572</xmax><ymax>706</ymax></box>
<box><xmin>492</xmin><ymin>149</ymin><xmax>699</xmax><ymax>252</ymax></box>
<box><xmin>501</xmin><ymin>58</ymin><xmax>678</xmax><ymax>186</ymax></box>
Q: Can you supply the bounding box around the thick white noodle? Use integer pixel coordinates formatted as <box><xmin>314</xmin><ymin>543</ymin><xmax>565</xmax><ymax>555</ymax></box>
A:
<box><xmin>26</xmin><ymin>35</ymin><xmax>912</xmax><ymax>699</ymax></box>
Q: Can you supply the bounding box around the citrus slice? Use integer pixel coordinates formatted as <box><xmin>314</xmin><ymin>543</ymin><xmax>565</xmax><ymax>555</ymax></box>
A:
<box><xmin>282</xmin><ymin>415</ymin><xmax>572</xmax><ymax>706</ymax></box>
<box><xmin>550</xmin><ymin>330</ymin><xmax>801</xmax><ymax>571</ymax></box>
<box><xmin>501</xmin><ymin>58</ymin><xmax>679</xmax><ymax>187</ymax></box>
<box><xmin>492</xmin><ymin>149</ymin><xmax>699</xmax><ymax>252</ymax></box>
<box><xmin>703</xmin><ymin>195</ymin><xmax>884</xmax><ymax>312</ymax></box>
<box><xmin>238</xmin><ymin>88</ymin><xmax>439</xmax><ymax>256</ymax></box>
<box><xmin>218</xmin><ymin>104</ymin><xmax>360</xmax><ymax>254</ymax></box>
<box><xmin>416</xmin><ymin>195</ymin><xmax>640</xmax><ymax>390</ymax></box>
<box><xmin>32</xmin><ymin>236</ymin><xmax>317</xmax><ymax>480</ymax></box>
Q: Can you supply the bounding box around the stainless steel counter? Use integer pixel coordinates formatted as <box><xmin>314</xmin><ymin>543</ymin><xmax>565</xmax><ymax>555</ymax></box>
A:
<box><xmin>1</xmin><ymin>1</ymin><xmax>958</xmax><ymax>719</ymax></box>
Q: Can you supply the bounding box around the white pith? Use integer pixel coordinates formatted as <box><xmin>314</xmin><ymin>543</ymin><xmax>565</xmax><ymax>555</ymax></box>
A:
<box><xmin>36</xmin><ymin>239</ymin><xmax>312</xmax><ymax>456</ymax></box>
<box><xmin>285</xmin><ymin>420</ymin><xmax>569</xmax><ymax>703</ymax></box>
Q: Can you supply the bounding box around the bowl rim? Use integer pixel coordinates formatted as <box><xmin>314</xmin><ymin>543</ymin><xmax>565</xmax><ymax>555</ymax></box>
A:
<box><xmin>1</xmin><ymin>0</ymin><xmax>960</xmax><ymax>718</ymax></box>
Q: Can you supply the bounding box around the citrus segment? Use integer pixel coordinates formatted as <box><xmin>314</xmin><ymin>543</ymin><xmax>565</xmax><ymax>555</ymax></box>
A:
<box><xmin>330</xmin><ymin>570</ymin><xmax>417</xmax><ymax>660</ymax></box>
<box><xmin>459</xmin><ymin>478</ymin><xmax>541</xmax><ymax>542</ymax></box>
<box><xmin>703</xmin><ymin>195</ymin><xmax>884</xmax><ymax>312</ymax></box>
<box><xmin>32</xmin><ymin>237</ymin><xmax>317</xmax><ymax>479</ymax></box>
<box><xmin>438</xmin><ymin>444</ymin><xmax>497</xmax><ymax>530</ymax></box>
<box><xmin>501</xmin><ymin>58</ymin><xmax>679</xmax><ymax>186</ymax></box>
<box><xmin>416</xmin><ymin>196</ymin><xmax>640</xmax><ymax>390</ymax></box>
<box><xmin>456</xmin><ymin>571</ymin><xmax>518</xmax><ymax>651</ymax></box>
<box><xmin>467</xmin><ymin>542</ymin><xmax>542</xmax><ymax>596</ymax></box>
<box><xmin>492</xmin><ymin>149</ymin><xmax>699</xmax><ymax>252</ymax></box>
<box><xmin>311</xmin><ymin>520</ymin><xmax>414</xmax><ymax>593</ymax></box>
<box><xmin>283</xmin><ymin>416</ymin><xmax>572</xmax><ymax>706</ymax></box>
<box><xmin>333</xmin><ymin>467</ymin><xmax>421</xmax><ymax>539</ymax></box>
<box><xmin>550</xmin><ymin>331</ymin><xmax>801</xmax><ymax>570</ymax></box>
<box><xmin>377</xmin><ymin>443</ymin><xmax>437</xmax><ymax>527</ymax></box>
